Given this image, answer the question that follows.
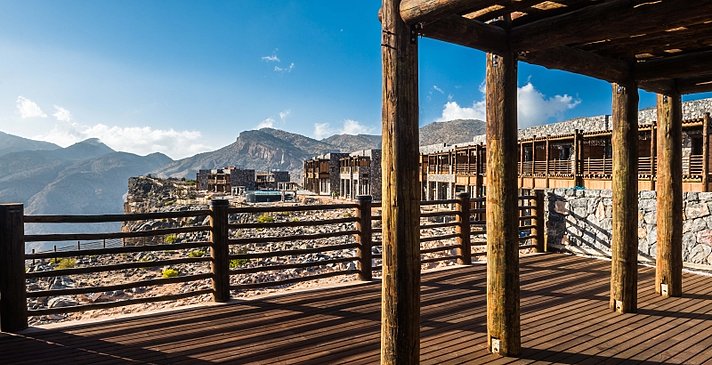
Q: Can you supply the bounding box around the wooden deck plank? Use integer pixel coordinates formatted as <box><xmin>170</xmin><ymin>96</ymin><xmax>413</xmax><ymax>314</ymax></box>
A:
<box><xmin>1</xmin><ymin>253</ymin><xmax>710</xmax><ymax>365</ymax></box>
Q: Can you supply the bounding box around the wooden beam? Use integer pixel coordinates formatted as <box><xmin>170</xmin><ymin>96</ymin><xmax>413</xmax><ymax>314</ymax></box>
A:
<box><xmin>400</xmin><ymin>0</ymin><xmax>492</xmax><ymax>25</ymax></box>
<box><xmin>511</xmin><ymin>0</ymin><xmax>712</xmax><ymax>52</ymax></box>
<box><xmin>485</xmin><ymin>50</ymin><xmax>521</xmax><ymax>356</ymax></box>
<box><xmin>676</xmin><ymin>76</ymin><xmax>712</xmax><ymax>95</ymax></box>
<box><xmin>520</xmin><ymin>46</ymin><xmax>631</xmax><ymax>86</ymax></box>
<box><xmin>380</xmin><ymin>0</ymin><xmax>421</xmax><ymax>363</ymax></box>
<box><xmin>636</xmin><ymin>50</ymin><xmax>712</xmax><ymax>81</ymax></box>
<box><xmin>420</xmin><ymin>15</ymin><xmax>508</xmax><ymax>55</ymax></box>
<box><xmin>655</xmin><ymin>92</ymin><xmax>683</xmax><ymax>298</ymax></box>
<box><xmin>610</xmin><ymin>80</ymin><xmax>639</xmax><ymax>314</ymax></box>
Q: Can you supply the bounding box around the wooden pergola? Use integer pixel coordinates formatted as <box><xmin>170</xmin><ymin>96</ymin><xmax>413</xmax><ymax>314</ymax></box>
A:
<box><xmin>379</xmin><ymin>0</ymin><xmax>712</xmax><ymax>363</ymax></box>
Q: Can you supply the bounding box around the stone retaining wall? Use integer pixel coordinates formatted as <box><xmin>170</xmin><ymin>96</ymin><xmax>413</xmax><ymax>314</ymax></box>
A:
<box><xmin>545</xmin><ymin>188</ymin><xmax>712</xmax><ymax>271</ymax></box>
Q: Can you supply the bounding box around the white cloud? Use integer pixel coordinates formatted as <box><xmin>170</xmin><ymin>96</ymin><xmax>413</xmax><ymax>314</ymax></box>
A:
<box><xmin>313</xmin><ymin>122</ymin><xmax>332</xmax><ymax>140</ymax></box>
<box><xmin>433</xmin><ymin>81</ymin><xmax>580</xmax><ymax>128</ymax></box>
<box><xmin>257</xmin><ymin>117</ymin><xmax>275</xmax><ymax>129</ymax></box>
<box><xmin>432</xmin><ymin>85</ymin><xmax>444</xmax><ymax>94</ymax></box>
<box><xmin>313</xmin><ymin>119</ymin><xmax>374</xmax><ymax>139</ymax></box>
<box><xmin>341</xmin><ymin>119</ymin><xmax>372</xmax><ymax>135</ymax></box>
<box><xmin>52</xmin><ymin>105</ymin><xmax>72</xmax><ymax>122</ymax></box>
<box><xmin>274</xmin><ymin>62</ymin><xmax>295</xmax><ymax>73</ymax></box>
<box><xmin>16</xmin><ymin>96</ymin><xmax>47</xmax><ymax>119</ymax></box>
<box><xmin>517</xmin><ymin>82</ymin><xmax>580</xmax><ymax>127</ymax></box>
<box><xmin>34</xmin><ymin>119</ymin><xmax>211</xmax><ymax>159</ymax></box>
<box><xmin>279</xmin><ymin>110</ymin><xmax>290</xmax><ymax>122</ymax></box>
<box><xmin>261</xmin><ymin>54</ymin><xmax>280</xmax><ymax>62</ymax></box>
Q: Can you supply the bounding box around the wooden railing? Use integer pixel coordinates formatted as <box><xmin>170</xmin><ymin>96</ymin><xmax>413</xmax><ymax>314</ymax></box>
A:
<box><xmin>0</xmin><ymin>192</ymin><xmax>545</xmax><ymax>332</ymax></box>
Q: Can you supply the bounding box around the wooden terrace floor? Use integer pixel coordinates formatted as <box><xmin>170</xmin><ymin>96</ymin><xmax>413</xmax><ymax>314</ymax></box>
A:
<box><xmin>1</xmin><ymin>253</ymin><xmax>711</xmax><ymax>364</ymax></box>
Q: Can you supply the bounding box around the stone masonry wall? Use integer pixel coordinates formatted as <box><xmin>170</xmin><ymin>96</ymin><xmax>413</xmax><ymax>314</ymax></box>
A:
<box><xmin>546</xmin><ymin>188</ymin><xmax>712</xmax><ymax>271</ymax></box>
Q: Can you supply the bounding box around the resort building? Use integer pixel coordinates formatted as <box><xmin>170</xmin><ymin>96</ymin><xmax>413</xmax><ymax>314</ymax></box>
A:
<box><xmin>303</xmin><ymin>152</ymin><xmax>349</xmax><ymax>196</ymax></box>
<box><xmin>196</xmin><ymin>167</ymin><xmax>255</xmax><ymax>194</ymax></box>
<box><xmin>339</xmin><ymin>149</ymin><xmax>382</xmax><ymax>200</ymax></box>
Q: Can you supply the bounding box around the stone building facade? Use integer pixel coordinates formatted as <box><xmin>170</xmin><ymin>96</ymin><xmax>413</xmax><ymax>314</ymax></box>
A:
<box><xmin>339</xmin><ymin>149</ymin><xmax>382</xmax><ymax>200</ymax></box>
<box><xmin>303</xmin><ymin>152</ymin><xmax>348</xmax><ymax>196</ymax></box>
<box><xmin>196</xmin><ymin>167</ymin><xmax>256</xmax><ymax>193</ymax></box>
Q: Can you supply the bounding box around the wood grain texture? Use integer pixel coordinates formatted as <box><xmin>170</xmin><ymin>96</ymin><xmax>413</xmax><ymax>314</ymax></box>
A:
<box><xmin>455</xmin><ymin>192</ymin><xmax>471</xmax><ymax>265</ymax></box>
<box><xmin>610</xmin><ymin>81</ymin><xmax>639</xmax><ymax>313</ymax></box>
<box><xmin>381</xmin><ymin>0</ymin><xmax>422</xmax><ymax>363</ymax></box>
<box><xmin>210</xmin><ymin>199</ymin><xmax>230</xmax><ymax>302</ymax></box>
<box><xmin>485</xmin><ymin>50</ymin><xmax>521</xmax><ymax>356</ymax></box>
<box><xmin>356</xmin><ymin>195</ymin><xmax>373</xmax><ymax>281</ymax></box>
<box><xmin>0</xmin><ymin>204</ymin><xmax>27</xmax><ymax>332</ymax></box>
<box><xmin>655</xmin><ymin>93</ymin><xmax>683</xmax><ymax>297</ymax></box>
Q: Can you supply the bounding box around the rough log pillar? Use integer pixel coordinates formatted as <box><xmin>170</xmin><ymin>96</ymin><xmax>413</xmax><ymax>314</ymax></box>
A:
<box><xmin>381</xmin><ymin>0</ymin><xmax>421</xmax><ymax>363</ymax></box>
<box><xmin>455</xmin><ymin>192</ymin><xmax>472</xmax><ymax>265</ymax></box>
<box><xmin>0</xmin><ymin>203</ymin><xmax>28</xmax><ymax>332</ymax></box>
<box><xmin>486</xmin><ymin>50</ymin><xmax>521</xmax><ymax>356</ymax></box>
<box><xmin>610</xmin><ymin>81</ymin><xmax>639</xmax><ymax>313</ymax></box>
<box><xmin>655</xmin><ymin>92</ymin><xmax>683</xmax><ymax>297</ymax></box>
<box><xmin>703</xmin><ymin>113</ymin><xmax>710</xmax><ymax>191</ymax></box>
<box><xmin>356</xmin><ymin>195</ymin><xmax>373</xmax><ymax>281</ymax></box>
<box><xmin>210</xmin><ymin>199</ymin><xmax>230</xmax><ymax>302</ymax></box>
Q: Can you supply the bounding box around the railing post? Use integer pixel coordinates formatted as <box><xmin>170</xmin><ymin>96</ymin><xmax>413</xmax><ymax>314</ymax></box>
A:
<box><xmin>355</xmin><ymin>195</ymin><xmax>373</xmax><ymax>281</ymax></box>
<box><xmin>0</xmin><ymin>203</ymin><xmax>28</xmax><ymax>332</ymax></box>
<box><xmin>455</xmin><ymin>192</ymin><xmax>472</xmax><ymax>265</ymax></box>
<box><xmin>210</xmin><ymin>199</ymin><xmax>230</xmax><ymax>302</ymax></box>
<box><xmin>534</xmin><ymin>190</ymin><xmax>546</xmax><ymax>253</ymax></box>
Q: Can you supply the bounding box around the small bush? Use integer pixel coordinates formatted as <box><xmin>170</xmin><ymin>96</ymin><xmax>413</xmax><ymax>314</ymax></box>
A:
<box><xmin>162</xmin><ymin>268</ymin><xmax>180</xmax><ymax>278</ymax></box>
<box><xmin>188</xmin><ymin>249</ymin><xmax>206</xmax><ymax>258</ymax></box>
<box><xmin>230</xmin><ymin>258</ymin><xmax>249</xmax><ymax>269</ymax></box>
<box><xmin>55</xmin><ymin>258</ymin><xmax>76</xmax><ymax>270</ymax></box>
<box><xmin>164</xmin><ymin>234</ymin><xmax>178</xmax><ymax>244</ymax></box>
<box><xmin>256</xmin><ymin>213</ymin><xmax>274</xmax><ymax>223</ymax></box>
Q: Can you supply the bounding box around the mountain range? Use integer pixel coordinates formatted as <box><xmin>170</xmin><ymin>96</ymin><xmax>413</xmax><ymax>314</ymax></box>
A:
<box><xmin>0</xmin><ymin>118</ymin><xmax>485</xmax><ymax>232</ymax></box>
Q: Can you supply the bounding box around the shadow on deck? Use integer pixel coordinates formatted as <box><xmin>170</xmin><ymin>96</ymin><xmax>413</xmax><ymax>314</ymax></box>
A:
<box><xmin>1</xmin><ymin>253</ymin><xmax>711</xmax><ymax>364</ymax></box>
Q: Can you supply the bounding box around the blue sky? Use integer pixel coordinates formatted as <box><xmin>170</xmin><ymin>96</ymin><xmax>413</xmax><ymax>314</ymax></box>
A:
<box><xmin>1</xmin><ymin>0</ymin><xmax>710</xmax><ymax>159</ymax></box>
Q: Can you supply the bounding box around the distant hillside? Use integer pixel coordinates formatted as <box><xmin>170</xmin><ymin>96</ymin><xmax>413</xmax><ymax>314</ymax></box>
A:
<box><xmin>0</xmin><ymin>131</ymin><xmax>59</xmax><ymax>157</ymax></box>
<box><xmin>154</xmin><ymin>128</ymin><xmax>339</xmax><ymax>179</ymax></box>
<box><xmin>322</xmin><ymin>134</ymin><xmax>382</xmax><ymax>151</ymax></box>
<box><xmin>0</xmin><ymin>138</ymin><xmax>173</xmax><ymax>237</ymax></box>
<box><xmin>419</xmin><ymin>119</ymin><xmax>486</xmax><ymax>146</ymax></box>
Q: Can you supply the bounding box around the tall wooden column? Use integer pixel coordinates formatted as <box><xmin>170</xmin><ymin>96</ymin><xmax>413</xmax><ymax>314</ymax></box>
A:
<box><xmin>486</xmin><ymin>51</ymin><xmax>521</xmax><ymax>356</ymax></box>
<box><xmin>610</xmin><ymin>81</ymin><xmax>639</xmax><ymax>313</ymax></box>
<box><xmin>655</xmin><ymin>92</ymin><xmax>682</xmax><ymax>297</ymax></box>
<box><xmin>380</xmin><ymin>0</ymin><xmax>421</xmax><ymax>363</ymax></box>
<box><xmin>702</xmin><ymin>113</ymin><xmax>710</xmax><ymax>191</ymax></box>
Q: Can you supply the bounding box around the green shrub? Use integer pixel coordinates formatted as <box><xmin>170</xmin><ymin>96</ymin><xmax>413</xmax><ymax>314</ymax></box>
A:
<box><xmin>256</xmin><ymin>213</ymin><xmax>274</xmax><ymax>223</ymax></box>
<box><xmin>164</xmin><ymin>234</ymin><xmax>178</xmax><ymax>244</ymax></box>
<box><xmin>230</xmin><ymin>258</ymin><xmax>248</xmax><ymax>269</ymax></box>
<box><xmin>162</xmin><ymin>268</ymin><xmax>180</xmax><ymax>278</ymax></box>
<box><xmin>55</xmin><ymin>258</ymin><xmax>76</xmax><ymax>270</ymax></box>
<box><xmin>188</xmin><ymin>249</ymin><xmax>206</xmax><ymax>258</ymax></box>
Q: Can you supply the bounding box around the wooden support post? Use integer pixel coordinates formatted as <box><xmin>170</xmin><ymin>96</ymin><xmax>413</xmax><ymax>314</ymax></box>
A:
<box><xmin>651</xmin><ymin>122</ymin><xmax>657</xmax><ymax>190</ymax></box>
<box><xmin>703</xmin><ymin>113</ymin><xmax>710</xmax><ymax>191</ymax></box>
<box><xmin>655</xmin><ymin>92</ymin><xmax>683</xmax><ymax>298</ymax></box>
<box><xmin>574</xmin><ymin>129</ymin><xmax>583</xmax><ymax>187</ymax></box>
<box><xmin>545</xmin><ymin>136</ymin><xmax>550</xmax><ymax>187</ymax></box>
<box><xmin>531</xmin><ymin>139</ymin><xmax>536</xmax><ymax>177</ymax></box>
<box><xmin>475</xmin><ymin>143</ymin><xmax>484</xmax><ymax>222</ymax></box>
<box><xmin>455</xmin><ymin>192</ymin><xmax>472</xmax><ymax>265</ymax></box>
<box><xmin>210</xmin><ymin>199</ymin><xmax>230</xmax><ymax>303</ymax></box>
<box><xmin>356</xmin><ymin>195</ymin><xmax>373</xmax><ymax>281</ymax></box>
<box><xmin>534</xmin><ymin>190</ymin><xmax>545</xmax><ymax>253</ymax></box>
<box><xmin>0</xmin><ymin>203</ymin><xmax>28</xmax><ymax>332</ymax></box>
<box><xmin>610</xmin><ymin>81</ymin><xmax>639</xmax><ymax>313</ymax></box>
<box><xmin>485</xmin><ymin>50</ymin><xmax>521</xmax><ymax>356</ymax></box>
<box><xmin>519</xmin><ymin>140</ymin><xmax>524</xmax><ymax>186</ymax></box>
<box><xmin>381</xmin><ymin>0</ymin><xmax>421</xmax><ymax>363</ymax></box>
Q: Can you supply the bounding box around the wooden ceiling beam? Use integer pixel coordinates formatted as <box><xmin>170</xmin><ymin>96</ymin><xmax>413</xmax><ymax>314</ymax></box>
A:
<box><xmin>420</xmin><ymin>15</ymin><xmax>509</xmax><ymax>55</ymax></box>
<box><xmin>520</xmin><ymin>47</ymin><xmax>631</xmax><ymax>85</ymax></box>
<box><xmin>635</xmin><ymin>50</ymin><xmax>712</xmax><ymax>81</ymax></box>
<box><xmin>510</xmin><ymin>0</ymin><xmax>712</xmax><ymax>52</ymax></box>
<box><xmin>400</xmin><ymin>0</ymin><xmax>495</xmax><ymax>25</ymax></box>
<box><xmin>677</xmin><ymin>76</ymin><xmax>712</xmax><ymax>94</ymax></box>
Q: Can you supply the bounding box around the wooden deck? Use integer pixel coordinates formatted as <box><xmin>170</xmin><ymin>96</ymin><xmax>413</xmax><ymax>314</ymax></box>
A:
<box><xmin>1</xmin><ymin>253</ymin><xmax>711</xmax><ymax>364</ymax></box>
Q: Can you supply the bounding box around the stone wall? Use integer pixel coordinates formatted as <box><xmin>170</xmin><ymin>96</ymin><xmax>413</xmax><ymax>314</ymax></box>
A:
<box><xmin>546</xmin><ymin>188</ymin><xmax>712</xmax><ymax>271</ymax></box>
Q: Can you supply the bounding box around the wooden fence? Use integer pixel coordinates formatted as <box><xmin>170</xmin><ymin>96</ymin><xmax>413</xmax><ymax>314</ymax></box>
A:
<box><xmin>0</xmin><ymin>192</ymin><xmax>545</xmax><ymax>332</ymax></box>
